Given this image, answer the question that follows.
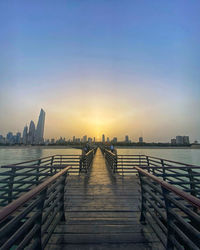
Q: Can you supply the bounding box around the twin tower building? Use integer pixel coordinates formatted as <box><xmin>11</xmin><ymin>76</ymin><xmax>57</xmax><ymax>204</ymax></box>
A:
<box><xmin>23</xmin><ymin>109</ymin><xmax>45</xmax><ymax>145</ymax></box>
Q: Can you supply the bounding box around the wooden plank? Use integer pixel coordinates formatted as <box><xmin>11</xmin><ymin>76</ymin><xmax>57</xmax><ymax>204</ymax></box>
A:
<box><xmin>48</xmin><ymin>233</ymin><xmax>149</xmax><ymax>244</ymax></box>
<box><xmin>54</xmin><ymin>224</ymin><xmax>147</xmax><ymax>233</ymax></box>
<box><xmin>46</xmin><ymin>243</ymin><xmax>151</xmax><ymax>250</ymax></box>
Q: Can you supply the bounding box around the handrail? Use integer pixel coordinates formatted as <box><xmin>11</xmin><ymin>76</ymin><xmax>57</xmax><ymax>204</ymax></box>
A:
<box><xmin>117</xmin><ymin>154</ymin><xmax>200</xmax><ymax>168</ymax></box>
<box><xmin>0</xmin><ymin>166</ymin><xmax>71</xmax><ymax>221</ymax></box>
<box><xmin>79</xmin><ymin>147</ymin><xmax>97</xmax><ymax>173</ymax></box>
<box><xmin>101</xmin><ymin>147</ymin><xmax>117</xmax><ymax>173</ymax></box>
<box><xmin>135</xmin><ymin>166</ymin><xmax>200</xmax><ymax>208</ymax></box>
<box><xmin>136</xmin><ymin>166</ymin><xmax>200</xmax><ymax>249</ymax></box>
<box><xmin>0</xmin><ymin>154</ymin><xmax>85</xmax><ymax>207</ymax></box>
<box><xmin>146</xmin><ymin>154</ymin><xmax>200</xmax><ymax>167</ymax></box>
<box><xmin>0</xmin><ymin>165</ymin><xmax>72</xmax><ymax>249</ymax></box>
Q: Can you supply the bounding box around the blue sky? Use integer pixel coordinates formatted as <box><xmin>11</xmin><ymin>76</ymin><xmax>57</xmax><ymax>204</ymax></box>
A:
<box><xmin>0</xmin><ymin>0</ymin><xmax>200</xmax><ymax>141</ymax></box>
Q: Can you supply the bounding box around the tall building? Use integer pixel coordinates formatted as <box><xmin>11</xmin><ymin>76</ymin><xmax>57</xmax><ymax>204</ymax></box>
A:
<box><xmin>139</xmin><ymin>137</ymin><xmax>143</xmax><ymax>143</ymax></box>
<box><xmin>102</xmin><ymin>134</ymin><xmax>105</xmax><ymax>143</ymax></box>
<box><xmin>22</xmin><ymin>125</ymin><xmax>28</xmax><ymax>144</ymax></box>
<box><xmin>28</xmin><ymin>120</ymin><xmax>35</xmax><ymax>144</ymax></box>
<box><xmin>183</xmin><ymin>136</ymin><xmax>190</xmax><ymax>145</ymax></box>
<box><xmin>112</xmin><ymin>137</ymin><xmax>117</xmax><ymax>143</ymax></box>
<box><xmin>0</xmin><ymin>135</ymin><xmax>5</xmax><ymax>144</ymax></box>
<box><xmin>176</xmin><ymin>136</ymin><xmax>183</xmax><ymax>145</ymax></box>
<box><xmin>125</xmin><ymin>135</ymin><xmax>129</xmax><ymax>143</ymax></box>
<box><xmin>83</xmin><ymin>135</ymin><xmax>87</xmax><ymax>143</ymax></box>
<box><xmin>88</xmin><ymin>137</ymin><xmax>92</xmax><ymax>143</ymax></box>
<box><xmin>107</xmin><ymin>137</ymin><xmax>110</xmax><ymax>143</ymax></box>
<box><xmin>93</xmin><ymin>137</ymin><xmax>95</xmax><ymax>143</ymax></box>
<box><xmin>6</xmin><ymin>132</ymin><xmax>13</xmax><ymax>144</ymax></box>
<box><xmin>35</xmin><ymin>109</ymin><xmax>45</xmax><ymax>144</ymax></box>
<box><xmin>16</xmin><ymin>132</ymin><xmax>21</xmax><ymax>144</ymax></box>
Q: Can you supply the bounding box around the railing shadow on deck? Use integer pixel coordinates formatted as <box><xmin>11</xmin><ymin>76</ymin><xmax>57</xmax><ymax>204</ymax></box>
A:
<box><xmin>102</xmin><ymin>147</ymin><xmax>200</xmax><ymax>249</ymax></box>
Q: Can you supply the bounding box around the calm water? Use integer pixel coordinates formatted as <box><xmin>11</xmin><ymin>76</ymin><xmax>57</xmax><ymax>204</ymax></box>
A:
<box><xmin>0</xmin><ymin>147</ymin><xmax>81</xmax><ymax>166</ymax></box>
<box><xmin>117</xmin><ymin>147</ymin><xmax>200</xmax><ymax>165</ymax></box>
<box><xmin>0</xmin><ymin>147</ymin><xmax>200</xmax><ymax>167</ymax></box>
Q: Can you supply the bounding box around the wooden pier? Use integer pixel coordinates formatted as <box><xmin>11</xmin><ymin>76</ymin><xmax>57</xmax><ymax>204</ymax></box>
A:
<box><xmin>47</xmin><ymin>148</ymin><xmax>156</xmax><ymax>249</ymax></box>
<box><xmin>0</xmin><ymin>147</ymin><xmax>200</xmax><ymax>249</ymax></box>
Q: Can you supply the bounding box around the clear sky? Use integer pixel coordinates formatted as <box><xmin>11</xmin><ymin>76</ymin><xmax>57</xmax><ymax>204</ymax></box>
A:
<box><xmin>0</xmin><ymin>0</ymin><xmax>200</xmax><ymax>142</ymax></box>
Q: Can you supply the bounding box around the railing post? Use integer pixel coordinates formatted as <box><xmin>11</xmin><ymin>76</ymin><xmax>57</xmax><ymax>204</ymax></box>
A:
<box><xmin>60</xmin><ymin>172</ymin><xmax>68</xmax><ymax>221</ymax></box>
<box><xmin>79</xmin><ymin>155</ymin><xmax>86</xmax><ymax>173</ymax></box>
<box><xmin>60</xmin><ymin>155</ymin><xmax>62</xmax><ymax>166</ymax></box>
<box><xmin>187</xmin><ymin>168</ymin><xmax>198</xmax><ymax>215</ymax></box>
<box><xmin>8</xmin><ymin>167</ymin><xmax>16</xmax><ymax>204</ymax></box>
<box><xmin>113</xmin><ymin>154</ymin><xmax>117</xmax><ymax>173</ymax></box>
<box><xmin>138</xmin><ymin>172</ymin><xmax>147</xmax><ymax>224</ymax></box>
<box><xmin>146</xmin><ymin>156</ymin><xmax>150</xmax><ymax>172</ymax></box>
<box><xmin>36</xmin><ymin>159</ymin><xmax>41</xmax><ymax>185</ymax></box>
<box><xmin>161</xmin><ymin>186</ymin><xmax>174</xmax><ymax>250</ymax></box>
<box><xmin>161</xmin><ymin>159</ymin><xmax>166</xmax><ymax>181</ymax></box>
<box><xmin>139</xmin><ymin>155</ymin><xmax>141</xmax><ymax>167</ymax></box>
<box><xmin>187</xmin><ymin>168</ymin><xmax>197</xmax><ymax>197</ymax></box>
<box><xmin>79</xmin><ymin>155</ymin><xmax>83</xmax><ymax>173</ymax></box>
<box><xmin>50</xmin><ymin>156</ymin><xmax>54</xmax><ymax>175</ymax></box>
<box><xmin>34</xmin><ymin>188</ymin><xmax>47</xmax><ymax>249</ymax></box>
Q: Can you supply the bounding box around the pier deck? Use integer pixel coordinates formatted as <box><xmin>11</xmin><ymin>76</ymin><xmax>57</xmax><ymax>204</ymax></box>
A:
<box><xmin>46</xmin><ymin>149</ymin><xmax>158</xmax><ymax>249</ymax></box>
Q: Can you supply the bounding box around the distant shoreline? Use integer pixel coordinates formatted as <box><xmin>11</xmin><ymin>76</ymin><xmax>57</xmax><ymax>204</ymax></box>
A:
<box><xmin>0</xmin><ymin>145</ymin><xmax>80</xmax><ymax>149</ymax></box>
<box><xmin>0</xmin><ymin>145</ymin><xmax>199</xmax><ymax>149</ymax></box>
<box><xmin>116</xmin><ymin>146</ymin><xmax>194</xmax><ymax>149</ymax></box>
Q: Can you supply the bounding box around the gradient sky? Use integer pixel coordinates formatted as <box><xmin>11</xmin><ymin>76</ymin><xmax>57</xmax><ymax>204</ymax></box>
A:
<box><xmin>0</xmin><ymin>0</ymin><xmax>200</xmax><ymax>142</ymax></box>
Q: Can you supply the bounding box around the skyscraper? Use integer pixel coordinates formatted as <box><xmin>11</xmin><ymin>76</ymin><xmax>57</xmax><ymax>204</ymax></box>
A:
<box><xmin>16</xmin><ymin>132</ymin><xmax>21</xmax><ymax>144</ymax></box>
<box><xmin>83</xmin><ymin>135</ymin><xmax>87</xmax><ymax>143</ymax></box>
<box><xmin>125</xmin><ymin>135</ymin><xmax>129</xmax><ymax>143</ymax></box>
<box><xmin>28</xmin><ymin>120</ymin><xmax>35</xmax><ymax>144</ymax></box>
<box><xmin>6</xmin><ymin>132</ymin><xmax>13</xmax><ymax>144</ymax></box>
<box><xmin>22</xmin><ymin>125</ymin><xmax>28</xmax><ymax>144</ymax></box>
<box><xmin>139</xmin><ymin>137</ymin><xmax>143</xmax><ymax>143</ymax></box>
<box><xmin>35</xmin><ymin>109</ymin><xmax>45</xmax><ymax>144</ymax></box>
<box><xmin>176</xmin><ymin>136</ymin><xmax>183</xmax><ymax>145</ymax></box>
<box><xmin>102</xmin><ymin>134</ymin><xmax>105</xmax><ymax>143</ymax></box>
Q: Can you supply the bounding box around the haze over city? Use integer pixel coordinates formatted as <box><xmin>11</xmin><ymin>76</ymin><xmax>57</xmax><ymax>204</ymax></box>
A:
<box><xmin>0</xmin><ymin>1</ymin><xmax>200</xmax><ymax>142</ymax></box>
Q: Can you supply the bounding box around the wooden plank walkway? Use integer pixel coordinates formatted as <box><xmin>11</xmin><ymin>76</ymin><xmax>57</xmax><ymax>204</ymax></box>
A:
<box><xmin>46</xmin><ymin>149</ymin><xmax>162</xmax><ymax>250</ymax></box>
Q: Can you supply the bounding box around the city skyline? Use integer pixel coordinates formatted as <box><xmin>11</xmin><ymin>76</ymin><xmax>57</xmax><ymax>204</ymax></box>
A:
<box><xmin>0</xmin><ymin>1</ymin><xmax>200</xmax><ymax>142</ymax></box>
<box><xmin>0</xmin><ymin>122</ymin><xmax>195</xmax><ymax>144</ymax></box>
<box><xmin>0</xmin><ymin>108</ymin><xmax>46</xmax><ymax>145</ymax></box>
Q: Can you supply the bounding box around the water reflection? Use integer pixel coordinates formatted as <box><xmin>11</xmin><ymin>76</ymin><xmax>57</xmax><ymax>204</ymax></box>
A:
<box><xmin>0</xmin><ymin>147</ymin><xmax>81</xmax><ymax>166</ymax></box>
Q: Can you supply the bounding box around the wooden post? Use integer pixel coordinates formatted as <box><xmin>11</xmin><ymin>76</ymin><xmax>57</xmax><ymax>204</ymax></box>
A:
<box><xmin>161</xmin><ymin>159</ymin><xmax>166</xmax><ymax>181</ymax></box>
<box><xmin>50</xmin><ymin>156</ymin><xmax>54</xmax><ymax>175</ymax></box>
<box><xmin>34</xmin><ymin>188</ymin><xmax>47</xmax><ymax>249</ymax></box>
<box><xmin>161</xmin><ymin>186</ymin><xmax>174</xmax><ymax>249</ymax></box>
<box><xmin>36</xmin><ymin>159</ymin><xmax>41</xmax><ymax>185</ymax></box>
<box><xmin>60</xmin><ymin>172</ymin><xmax>68</xmax><ymax>221</ymax></box>
<box><xmin>139</xmin><ymin>173</ymin><xmax>147</xmax><ymax>224</ymax></box>
<box><xmin>146</xmin><ymin>156</ymin><xmax>150</xmax><ymax>172</ymax></box>
<box><xmin>8</xmin><ymin>167</ymin><xmax>16</xmax><ymax>204</ymax></box>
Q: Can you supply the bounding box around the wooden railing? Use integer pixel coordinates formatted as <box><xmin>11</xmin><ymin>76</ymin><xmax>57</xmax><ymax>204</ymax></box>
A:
<box><xmin>102</xmin><ymin>148</ymin><xmax>200</xmax><ymax>248</ymax></box>
<box><xmin>137</xmin><ymin>166</ymin><xmax>200</xmax><ymax>249</ymax></box>
<box><xmin>0</xmin><ymin>149</ymin><xmax>97</xmax><ymax>207</ymax></box>
<box><xmin>0</xmin><ymin>166</ymin><xmax>71</xmax><ymax>250</ymax></box>
<box><xmin>79</xmin><ymin>147</ymin><xmax>97</xmax><ymax>173</ymax></box>
<box><xmin>0</xmin><ymin>155</ymin><xmax>80</xmax><ymax>207</ymax></box>
<box><xmin>103</xmin><ymin>150</ymin><xmax>200</xmax><ymax>198</ymax></box>
<box><xmin>100</xmin><ymin>147</ymin><xmax>117</xmax><ymax>173</ymax></box>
